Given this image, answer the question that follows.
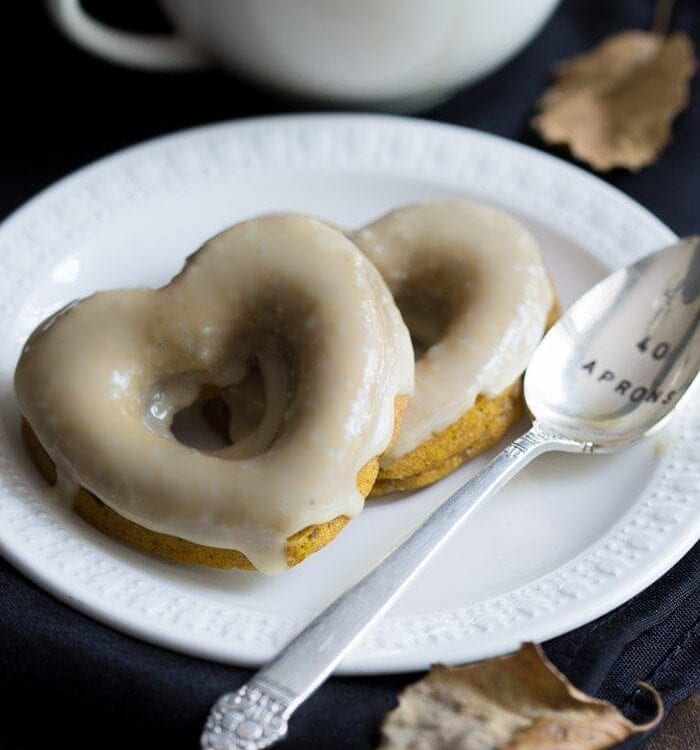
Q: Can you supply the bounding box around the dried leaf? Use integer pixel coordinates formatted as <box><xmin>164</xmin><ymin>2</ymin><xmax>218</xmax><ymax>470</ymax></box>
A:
<box><xmin>379</xmin><ymin>643</ymin><xmax>662</xmax><ymax>750</ymax></box>
<box><xmin>532</xmin><ymin>31</ymin><xmax>696</xmax><ymax>171</ymax></box>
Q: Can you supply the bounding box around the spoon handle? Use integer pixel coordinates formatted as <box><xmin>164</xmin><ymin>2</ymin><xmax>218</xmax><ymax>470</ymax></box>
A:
<box><xmin>201</xmin><ymin>424</ymin><xmax>584</xmax><ymax>750</ymax></box>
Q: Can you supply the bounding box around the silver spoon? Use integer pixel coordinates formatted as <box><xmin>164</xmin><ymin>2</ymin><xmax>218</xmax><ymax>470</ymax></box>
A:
<box><xmin>201</xmin><ymin>237</ymin><xmax>700</xmax><ymax>750</ymax></box>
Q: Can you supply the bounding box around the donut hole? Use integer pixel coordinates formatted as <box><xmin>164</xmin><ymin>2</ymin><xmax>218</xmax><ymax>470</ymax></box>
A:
<box><xmin>393</xmin><ymin>262</ymin><xmax>468</xmax><ymax>360</ymax></box>
<box><xmin>148</xmin><ymin>286</ymin><xmax>316</xmax><ymax>457</ymax></box>
<box><xmin>170</xmin><ymin>390</ymin><xmax>234</xmax><ymax>450</ymax></box>
<box><xmin>168</xmin><ymin>358</ymin><xmax>284</xmax><ymax>455</ymax></box>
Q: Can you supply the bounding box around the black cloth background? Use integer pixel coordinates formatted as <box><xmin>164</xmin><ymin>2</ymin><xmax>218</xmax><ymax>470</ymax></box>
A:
<box><xmin>1</xmin><ymin>1</ymin><xmax>698</xmax><ymax>748</ymax></box>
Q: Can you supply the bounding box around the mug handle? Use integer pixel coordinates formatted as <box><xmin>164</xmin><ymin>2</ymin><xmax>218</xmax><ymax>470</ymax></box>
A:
<box><xmin>46</xmin><ymin>0</ymin><xmax>209</xmax><ymax>71</ymax></box>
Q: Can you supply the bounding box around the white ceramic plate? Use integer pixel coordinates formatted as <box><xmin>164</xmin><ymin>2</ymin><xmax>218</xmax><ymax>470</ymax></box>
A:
<box><xmin>0</xmin><ymin>115</ymin><xmax>697</xmax><ymax>674</ymax></box>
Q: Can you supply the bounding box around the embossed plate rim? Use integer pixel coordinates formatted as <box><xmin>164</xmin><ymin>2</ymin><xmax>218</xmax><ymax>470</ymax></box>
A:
<box><xmin>0</xmin><ymin>114</ymin><xmax>697</xmax><ymax>673</ymax></box>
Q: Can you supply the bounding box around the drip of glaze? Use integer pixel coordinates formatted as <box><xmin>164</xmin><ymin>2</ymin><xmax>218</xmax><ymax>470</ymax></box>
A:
<box><xmin>53</xmin><ymin>465</ymin><xmax>79</xmax><ymax>507</ymax></box>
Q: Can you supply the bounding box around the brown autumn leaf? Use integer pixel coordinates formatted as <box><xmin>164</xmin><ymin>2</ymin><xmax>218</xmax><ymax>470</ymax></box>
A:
<box><xmin>532</xmin><ymin>31</ymin><xmax>696</xmax><ymax>171</ymax></box>
<box><xmin>378</xmin><ymin>643</ymin><xmax>662</xmax><ymax>750</ymax></box>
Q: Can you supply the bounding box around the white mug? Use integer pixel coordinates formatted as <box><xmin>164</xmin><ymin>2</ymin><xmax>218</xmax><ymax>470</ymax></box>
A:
<box><xmin>47</xmin><ymin>0</ymin><xmax>560</xmax><ymax>111</ymax></box>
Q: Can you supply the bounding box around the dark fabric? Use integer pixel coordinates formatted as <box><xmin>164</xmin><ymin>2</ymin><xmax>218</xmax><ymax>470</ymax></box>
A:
<box><xmin>544</xmin><ymin>545</ymin><xmax>700</xmax><ymax>749</ymax></box>
<box><xmin>1</xmin><ymin>1</ymin><xmax>698</xmax><ymax>748</ymax></box>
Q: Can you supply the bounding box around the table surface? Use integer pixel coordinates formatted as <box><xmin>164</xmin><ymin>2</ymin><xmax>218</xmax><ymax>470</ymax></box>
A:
<box><xmin>1</xmin><ymin>1</ymin><xmax>698</xmax><ymax>748</ymax></box>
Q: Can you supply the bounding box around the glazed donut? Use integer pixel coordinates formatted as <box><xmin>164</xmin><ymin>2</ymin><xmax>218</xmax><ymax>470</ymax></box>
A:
<box><xmin>16</xmin><ymin>215</ymin><xmax>414</xmax><ymax>573</ymax></box>
<box><xmin>350</xmin><ymin>200</ymin><xmax>557</xmax><ymax>494</ymax></box>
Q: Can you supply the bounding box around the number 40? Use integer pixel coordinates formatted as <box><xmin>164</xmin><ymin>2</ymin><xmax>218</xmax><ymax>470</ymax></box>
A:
<box><xmin>637</xmin><ymin>337</ymin><xmax>670</xmax><ymax>360</ymax></box>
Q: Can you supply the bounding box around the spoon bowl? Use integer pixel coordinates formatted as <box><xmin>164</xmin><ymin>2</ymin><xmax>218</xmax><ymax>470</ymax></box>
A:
<box><xmin>526</xmin><ymin>236</ymin><xmax>700</xmax><ymax>448</ymax></box>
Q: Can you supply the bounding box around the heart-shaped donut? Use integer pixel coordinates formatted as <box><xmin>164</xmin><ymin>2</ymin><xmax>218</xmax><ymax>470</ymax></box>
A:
<box><xmin>350</xmin><ymin>200</ymin><xmax>556</xmax><ymax>494</ymax></box>
<box><xmin>16</xmin><ymin>215</ymin><xmax>414</xmax><ymax>573</ymax></box>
